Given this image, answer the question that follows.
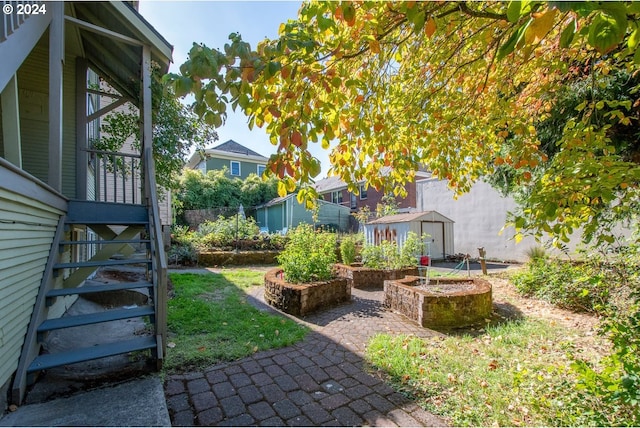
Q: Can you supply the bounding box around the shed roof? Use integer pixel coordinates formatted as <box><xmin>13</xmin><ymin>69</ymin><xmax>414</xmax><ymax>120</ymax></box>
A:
<box><xmin>366</xmin><ymin>211</ymin><xmax>454</xmax><ymax>224</ymax></box>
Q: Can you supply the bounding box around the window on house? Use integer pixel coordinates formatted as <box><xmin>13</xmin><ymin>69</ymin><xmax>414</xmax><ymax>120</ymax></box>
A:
<box><xmin>230</xmin><ymin>161</ymin><xmax>241</xmax><ymax>176</ymax></box>
<box><xmin>331</xmin><ymin>191</ymin><xmax>343</xmax><ymax>204</ymax></box>
<box><xmin>257</xmin><ymin>164</ymin><xmax>266</xmax><ymax>176</ymax></box>
<box><xmin>359</xmin><ymin>184</ymin><xmax>368</xmax><ymax>200</ymax></box>
<box><xmin>350</xmin><ymin>192</ymin><xmax>357</xmax><ymax>208</ymax></box>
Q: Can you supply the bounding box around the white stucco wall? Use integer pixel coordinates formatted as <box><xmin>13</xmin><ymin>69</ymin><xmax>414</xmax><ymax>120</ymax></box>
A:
<box><xmin>417</xmin><ymin>179</ymin><xmax>541</xmax><ymax>262</ymax></box>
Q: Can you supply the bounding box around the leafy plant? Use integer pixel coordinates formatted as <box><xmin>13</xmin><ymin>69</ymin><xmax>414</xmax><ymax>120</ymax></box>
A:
<box><xmin>277</xmin><ymin>223</ymin><xmax>337</xmax><ymax>283</ymax></box>
<box><xmin>525</xmin><ymin>246</ymin><xmax>547</xmax><ymax>261</ymax></box>
<box><xmin>174</xmin><ymin>169</ymin><xmax>278</xmax><ymax>225</ymax></box>
<box><xmin>361</xmin><ymin>232</ymin><xmax>426</xmax><ymax>270</ymax></box>
<box><xmin>339</xmin><ymin>235</ymin><xmax>357</xmax><ymax>265</ymax></box>
<box><xmin>511</xmin><ymin>256</ymin><xmax>612</xmax><ymax>313</ymax></box>
<box><xmin>197</xmin><ymin>215</ymin><xmax>260</xmax><ymax>248</ymax></box>
<box><xmin>168</xmin><ymin>225</ymin><xmax>199</xmax><ymax>265</ymax></box>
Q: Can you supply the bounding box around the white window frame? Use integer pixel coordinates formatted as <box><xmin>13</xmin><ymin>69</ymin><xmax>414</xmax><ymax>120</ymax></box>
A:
<box><xmin>350</xmin><ymin>192</ymin><xmax>357</xmax><ymax>208</ymax></box>
<box><xmin>331</xmin><ymin>190</ymin><xmax>343</xmax><ymax>204</ymax></box>
<box><xmin>257</xmin><ymin>164</ymin><xmax>266</xmax><ymax>176</ymax></box>
<box><xmin>230</xmin><ymin>160</ymin><xmax>241</xmax><ymax>176</ymax></box>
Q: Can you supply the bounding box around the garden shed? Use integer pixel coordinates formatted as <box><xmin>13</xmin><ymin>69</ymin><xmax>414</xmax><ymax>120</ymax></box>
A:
<box><xmin>256</xmin><ymin>194</ymin><xmax>351</xmax><ymax>233</ymax></box>
<box><xmin>364</xmin><ymin>211</ymin><xmax>454</xmax><ymax>260</ymax></box>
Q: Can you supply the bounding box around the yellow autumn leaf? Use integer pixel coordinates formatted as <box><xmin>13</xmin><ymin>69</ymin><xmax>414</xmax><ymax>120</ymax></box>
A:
<box><xmin>524</xmin><ymin>8</ymin><xmax>558</xmax><ymax>45</ymax></box>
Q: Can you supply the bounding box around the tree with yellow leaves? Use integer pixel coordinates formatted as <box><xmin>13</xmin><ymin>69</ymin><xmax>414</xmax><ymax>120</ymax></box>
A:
<box><xmin>166</xmin><ymin>1</ymin><xmax>639</xmax><ymax>246</ymax></box>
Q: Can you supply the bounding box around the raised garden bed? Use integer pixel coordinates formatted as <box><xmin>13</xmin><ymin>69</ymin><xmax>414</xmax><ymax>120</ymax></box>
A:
<box><xmin>334</xmin><ymin>263</ymin><xmax>418</xmax><ymax>289</ymax></box>
<box><xmin>264</xmin><ymin>268</ymin><xmax>350</xmax><ymax>316</ymax></box>
<box><xmin>384</xmin><ymin>276</ymin><xmax>492</xmax><ymax>329</ymax></box>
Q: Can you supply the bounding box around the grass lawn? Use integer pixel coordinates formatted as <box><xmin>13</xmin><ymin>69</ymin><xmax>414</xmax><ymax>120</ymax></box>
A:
<box><xmin>366</xmin><ymin>318</ymin><xmax>626</xmax><ymax>427</ymax></box>
<box><xmin>164</xmin><ymin>270</ymin><xmax>307</xmax><ymax>373</ymax></box>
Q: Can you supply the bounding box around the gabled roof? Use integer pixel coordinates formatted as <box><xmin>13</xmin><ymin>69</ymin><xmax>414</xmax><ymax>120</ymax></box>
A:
<box><xmin>212</xmin><ymin>140</ymin><xmax>266</xmax><ymax>158</ymax></box>
<box><xmin>367</xmin><ymin>211</ymin><xmax>454</xmax><ymax>224</ymax></box>
<box><xmin>186</xmin><ymin>140</ymin><xmax>269</xmax><ymax>169</ymax></box>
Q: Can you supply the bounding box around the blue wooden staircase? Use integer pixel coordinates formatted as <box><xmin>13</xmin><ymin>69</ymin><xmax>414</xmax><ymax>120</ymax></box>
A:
<box><xmin>11</xmin><ymin>198</ymin><xmax>167</xmax><ymax>404</ymax></box>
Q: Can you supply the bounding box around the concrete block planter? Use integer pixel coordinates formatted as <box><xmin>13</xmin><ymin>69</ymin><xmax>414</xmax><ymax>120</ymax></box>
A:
<box><xmin>264</xmin><ymin>268</ymin><xmax>350</xmax><ymax>316</ymax></box>
<box><xmin>384</xmin><ymin>276</ymin><xmax>492</xmax><ymax>329</ymax></box>
<box><xmin>334</xmin><ymin>263</ymin><xmax>419</xmax><ymax>289</ymax></box>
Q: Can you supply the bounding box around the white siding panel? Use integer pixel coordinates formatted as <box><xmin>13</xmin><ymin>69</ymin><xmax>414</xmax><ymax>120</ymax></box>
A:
<box><xmin>0</xmin><ymin>186</ymin><xmax>61</xmax><ymax>395</ymax></box>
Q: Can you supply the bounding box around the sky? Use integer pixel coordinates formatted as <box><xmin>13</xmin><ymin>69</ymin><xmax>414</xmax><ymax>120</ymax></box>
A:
<box><xmin>138</xmin><ymin>1</ymin><xmax>332</xmax><ymax>177</ymax></box>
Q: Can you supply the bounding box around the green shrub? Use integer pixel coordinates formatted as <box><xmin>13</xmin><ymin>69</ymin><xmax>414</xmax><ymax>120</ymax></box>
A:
<box><xmin>340</xmin><ymin>235</ymin><xmax>357</xmax><ymax>265</ymax></box>
<box><xmin>198</xmin><ymin>215</ymin><xmax>260</xmax><ymax>248</ymax></box>
<box><xmin>570</xmin><ymin>245</ymin><xmax>640</xmax><ymax>423</ymax></box>
<box><xmin>277</xmin><ymin>224</ymin><xmax>337</xmax><ymax>283</ymax></box>
<box><xmin>511</xmin><ymin>257</ymin><xmax>611</xmax><ymax>313</ymax></box>
<box><xmin>169</xmin><ymin>225</ymin><xmax>199</xmax><ymax>265</ymax></box>
<box><xmin>526</xmin><ymin>245</ymin><xmax>547</xmax><ymax>261</ymax></box>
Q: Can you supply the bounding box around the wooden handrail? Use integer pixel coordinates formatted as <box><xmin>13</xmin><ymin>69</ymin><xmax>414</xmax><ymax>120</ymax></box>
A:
<box><xmin>143</xmin><ymin>147</ymin><xmax>167</xmax><ymax>360</ymax></box>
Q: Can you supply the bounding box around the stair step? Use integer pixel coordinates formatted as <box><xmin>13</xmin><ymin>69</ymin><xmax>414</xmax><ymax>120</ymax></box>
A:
<box><xmin>27</xmin><ymin>336</ymin><xmax>157</xmax><ymax>372</ymax></box>
<box><xmin>66</xmin><ymin>200</ymin><xmax>148</xmax><ymax>225</ymax></box>
<box><xmin>46</xmin><ymin>281</ymin><xmax>153</xmax><ymax>303</ymax></box>
<box><xmin>54</xmin><ymin>259</ymin><xmax>151</xmax><ymax>269</ymax></box>
<box><xmin>38</xmin><ymin>305</ymin><xmax>155</xmax><ymax>333</ymax></box>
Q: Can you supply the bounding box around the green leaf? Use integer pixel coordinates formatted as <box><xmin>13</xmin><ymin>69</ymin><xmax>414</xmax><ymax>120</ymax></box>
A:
<box><xmin>497</xmin><ymin>21</ymin><xmax>529</xmax><ymax>61</ymax></box>
<box><xmin>204</xmin><ymin>111</ymin><xmax>217</xmax><ymax>126</ymax></box>
<box><xmin>343</xmin><ymin>3</ymin><xmax>356</xmax><ymax>23</ymax></box>
<box><xmin>412</xmin><ymin>11</ymin><xmax>426</xmax><ymax>35</ymax></box>
<box><xmin>635</xmin><ymin>45</ymin><xmax>640</xmax><ymax>64</ymax></box>
<box><xmin>507</xmin><ymin>1</ymin><xmax>522</xmax><ymax>23</ymax></box>
<box><xmin>559</xmin><ymin>19</ymin><xmax>576</xmax><ymax>48</ymax></box>
<box><xmin>588</xmin><ymin>10</ymin><xmax>627</xmax><ymax>54</ymax></box>
<box><xmin>545</xmin><ymin>202</ymin><xmax>558</xmax><ymax>219</ymax></box>
<box><xmin>308</xmin><ymin>158</ymin><xmax>321</xmax><ymax>178</ymax></box>
<box><xmin>630</xmin><ymin>28</ymin><xmax>640</xmax><ymax>50</ymax></box>
<box><xmin>268</xmin><ymin>61</ymin><xmax>281</xmax><ymax>78</ymax></box>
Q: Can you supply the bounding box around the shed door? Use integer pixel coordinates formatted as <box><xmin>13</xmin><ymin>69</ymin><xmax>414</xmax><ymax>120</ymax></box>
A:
<box><xmin>421</xmin><ymin>221</ymin><xmax>445</xmax><ymax>260</ymax></box>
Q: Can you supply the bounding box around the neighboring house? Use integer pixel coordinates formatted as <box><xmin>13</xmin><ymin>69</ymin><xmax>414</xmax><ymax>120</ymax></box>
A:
<box><xmin>314</xmin><ymin>171</ymin><xmax>430</xmax><ymax>215</ymax></box>
<box><xmin>0</xmin><ymin>1</ymin><xmax>171</xmax><ymax>407</ymax></box>
<box><xmin>186</xmin><ymin>139</ymin><xmax>269</xmax><ymax>180</ymax></box>
<box><xmin>256</xmin><ymin>194</ymin><xmax>351</xmax><ymax>233</ymax></box>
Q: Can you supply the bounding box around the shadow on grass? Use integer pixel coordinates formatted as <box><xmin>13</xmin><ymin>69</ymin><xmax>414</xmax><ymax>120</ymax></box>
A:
<box><xmin>165</xmin><ymin>271</ymin><xmax>308</xmax><ymax>373</ymax></box>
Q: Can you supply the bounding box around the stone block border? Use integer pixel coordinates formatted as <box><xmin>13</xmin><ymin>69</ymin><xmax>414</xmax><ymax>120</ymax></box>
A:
<box><xmin>264</xmin><ymin>268</ymin><xmax>350</xmax><ymax>316</ymax></box>
<box><xmin>384</xmin><ymin>276</ymin><xmax>492</xmax><ymax>329</ymax></box>
<box><xmin>334</xmin><ymin>264</ymin><xmax>418</xmax><ymax>289</ymax></box>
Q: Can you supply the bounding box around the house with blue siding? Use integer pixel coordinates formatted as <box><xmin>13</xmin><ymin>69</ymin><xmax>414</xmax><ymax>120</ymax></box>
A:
<box><xmin>256</xmin><ymin>194</ymin><xmax>351</xmax><ymax>233</ymax></box>
<box><xmin>186</xmin><ymin>139</ymin><xmax>269</xmax><ymax>180</ymax></box>
<box><xmin>0</xmin><ymin>1</ymin><xmax>171</xmax><ymax>408</ymax></box>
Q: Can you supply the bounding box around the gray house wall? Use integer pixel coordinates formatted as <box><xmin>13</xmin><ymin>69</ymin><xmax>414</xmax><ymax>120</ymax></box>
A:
<box><xmin>417</xmin><ymin>179</ymin><xmax>541</xmax><ymax>262</ymax></box>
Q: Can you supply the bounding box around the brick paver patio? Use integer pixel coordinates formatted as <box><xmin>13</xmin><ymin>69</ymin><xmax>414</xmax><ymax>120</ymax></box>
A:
<box><xmin>165</xmin><ymin>287</ymin><xmax>447</xmax><ymax>426</ymax></box>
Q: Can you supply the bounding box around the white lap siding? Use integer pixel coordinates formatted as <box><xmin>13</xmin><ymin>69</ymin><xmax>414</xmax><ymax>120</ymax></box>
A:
<box><xmin>0</xmin><ymin>187</ymin><xmax>64</xmax><ymax>393</ymax></box>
